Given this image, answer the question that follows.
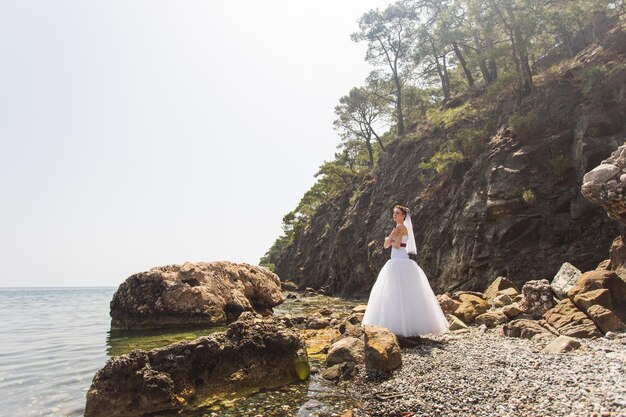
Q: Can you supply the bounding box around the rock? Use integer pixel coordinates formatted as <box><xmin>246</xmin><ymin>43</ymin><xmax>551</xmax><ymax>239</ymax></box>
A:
<box><xmin>321</xmin><ymin>362</ymin><xmax>356</xmax><ymax>381</ymax></box>
<box><xmin>581</xmin><ymin>146</ymin><xmax>626</xmax><ymax>226</ymax></box>
<box><xmin>306</xmin><ymin>313</ymin><xmax>331</xmax><ymax>329</ymax></box>
<box><xmin>501</xmin><ymin>303</ymin><xmax>523</xmax><ymax>319</ymax></box>
<box><xmin>596</xmin><ymin>259</ymin><xmax>611</xmax><ymax>270</ymax></box>
<box><xmin>453</xmin><ymin>294</ymin><xmax>490</xmax><ymax>323</ymax></box>
<box><xmin>484</xmin><ymin>276</ymin><xmax>518</xmax><ymax>303</ymax></box>
<box><xmin>541</xmin><ymin>335</ymin><xmax>582</xmax><ymax>353</ymax></box>
<box><xmin>363</xmin><ymin>325</ymin><xmax>402</xmax><ymax>372</ymax></box>
<box><xmin>520</xmin><ymin>279</ymin><xmax>557</xmax><ymax>317</ymax></box>
<box><xmin>503</xmin><ymin>319</ymin><xmax>554</xmax><ymax>339</ymax></box>
<box><xmin>437</xmin><ymin>294</ymin><xmax>461</xmax><ymax>315</ymax></box>
<box><xmin>319</xmin><ymin>307</ymin><xmax>333</xmax><ymax>316</ymax></box>
<box><xmin>568</xmin><ymin>270</ymin><xmax>626</xmax><ymax>333</ymax></box>
<box><xmin>446</xmin><ymin>314</ymin><xmax>468</xmax><ymax>331</ymax></box>
<box><xmin>352</xmin><ymin>305</ymin><xmax>367</xmax><ymax>314</ymax></box>
<box><xmin>475</xmin><ymin>311</ymin><xmax>508</xmax><ymax>328</ymax></box>
<box><xmin>492</xmin><ymin>294</ymin><xmax>513</xmax><ymax>308</ymax></box>
<box><xmin>281</xmin><ymin>280</ymin><xmax>299</xmax><ymax>291</ymax></box>
<box><xmin>551</xmin><ymin>262</ymin><xmax>582</xmax><ymax>299</ymax></box>
<box><xmin>85</xmin><ymin>313</ymin><xmax>307</xmax><ymax>417</ymax></box>
<box><xmin>609</xmin><ymin>235</ymin><xmax>626</xmax><ymax>278</ymax></box>
<box><xmin>110</xmin><ymin>262</ymin><xmax>283</xmax><ymax>330</ymax></box>
<box><xmin>326</xmin><ymin>337</ymin><xmax>364</xmax><ymax>366</ymax></box>
<box><xmin>478</xmin><ymin>324</ymin><xmax>488</xmax><ymax>334</ymax></box>
<box><xmin>543</xmin><ymin>299</ymin><xmax>602</xmax><ymax>338</ymax></box>
<box><xmin>339</xmin><ymin>313</ymin><xmax>365</xmax><ymax>339</ymax></box>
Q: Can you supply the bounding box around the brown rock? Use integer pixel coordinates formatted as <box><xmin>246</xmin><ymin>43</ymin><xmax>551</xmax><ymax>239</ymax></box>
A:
<box><xmin>492</xmin><ymin>294</ymin><xmax>514</xmax><ymax>308</ymax></box>
<box><xmin>568</xmin><ymin>270</ymin><xmax>626</xmax><ymax>332</ymax></box>
<box><xmin>446</xmin><ymin>314</ymin><xmax>468</xmax><ymax>331</ymax></box>
<box><xmin>281</xmin><ymin>280</ymin><xmax>299</xmax><ymax>291</ymax></box>
<box><xmin>85</xmin><ymin>313</ymin><xmax>307</xmax><ymax>417</ymax></box>
<box><xmin>322</xmin><ymin>362</ymin><xmax>356</xmax><ymax>381</ymax></box>
<box><xmin>596</xmin><ymin>259</ymin><xmax>611</xmax><ymax>271</ymax></box>
<box><xmin>484</xmin><ymin>276</ymin><xmax>518</xmax><ymax>302</ymax></box>
<box><xmin>306</xmin><ymin>313</ymin><xmax>331</xmax><ymax>329</ymax></box>
<box><xmin>438</xmin><ymin>294</ymin><xmax>461</xmax><ymax>315</ymax></box>
<box><xmin>541</xmin><ymin>335</ymin><xmax>582</xmax><ymax>353</ymax></box>
<box><xmin>110</xmin><ymin>262</ymin><xmax>283</xmax><ymax>330</ymax></box>
<box><xmin>326</xmin><ymin>337</ymin><xmax>364</xmax><ymax>366</ymax></box>
<box><xmin>352</xmin><ymin>305</ymin><xmax>367</xmax><ymax>313</ymax></box>
<box><xmin>609</xmin><ymin>235</ymin><xmax>626</xmax><ymax>278</ymax></box>
<box><xmin>475</xmin><ymin>311</ymin><xmax>508</xmax><ymax>328</ymax></box>
<box><xmin>363</xmin><ymin>325</ymin><xmax>401</xmax><ymax>372</ymax></box>
<box><xmin>543</xmin><ymin>299</ymin><xmax>602</xmax><ymax>338</ymax></box>
<box><xmin>501</xmin><ymin>303</ymin><xmax>523</xmax><ymax>319</ymax></box>
<box><xmin>453</xmin><ymin>294</ymin><xmax>490</xmax><ymax>323</ymax></box>
<box><xmin>503</xmin><ymin>319</ymin><xmax>554</xmax><ymax>339</ymax></box>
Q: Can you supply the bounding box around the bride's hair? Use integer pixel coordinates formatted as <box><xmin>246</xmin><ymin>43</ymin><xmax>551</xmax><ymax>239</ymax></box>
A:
<box><xmin>393</xmin><ymin>205</ymin><xmax>410</xmax><ymax>218</ymax></box>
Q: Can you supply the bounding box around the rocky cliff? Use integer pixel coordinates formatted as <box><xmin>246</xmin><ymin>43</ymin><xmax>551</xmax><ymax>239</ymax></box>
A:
<box><xmin>274</xmin><ymin>25</ymin><xmax>626</xmax><ymax>298</ymax></box>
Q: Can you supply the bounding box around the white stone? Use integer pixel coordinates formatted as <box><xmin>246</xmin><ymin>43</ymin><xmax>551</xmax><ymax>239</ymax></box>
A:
<box><xmin>551</xmin><ymin>262</ymin><xmax>582</xmax><ymax>299</ymax></box>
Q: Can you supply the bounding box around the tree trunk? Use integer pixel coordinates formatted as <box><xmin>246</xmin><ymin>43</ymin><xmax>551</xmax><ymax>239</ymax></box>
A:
<box><xmin>429</xmin><ymin>35</ymin><xmax>450</xmax><ymax>100</ymax></box>
<box><xmin>372</xmin><ymin>130</ymin><xmax>385</xmax><ymax>151</ymax></box>
<box><xmin>442</xmin><ymin>52</ymin><xmax>451</xmax><ymax>99</ymax></box>
<box><xmin>365</xmin><ymin>135</ymin><xmax>374</xmax><ymax>167</ymax></box>
<box><xmin>393</xmin><ymin>73</ymin><xmax>405</xmax><ymax>136</ymax></box>
<box><xmin>452</xmin><ymin>41</ymin><xmax>474</xmax><ymax>87</ymax></box>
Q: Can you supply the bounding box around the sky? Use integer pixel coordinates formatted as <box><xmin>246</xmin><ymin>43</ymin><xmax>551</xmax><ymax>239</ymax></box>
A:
<box><xmin>0</xmin><ymin>0</ymin><xmax>394</xmax><ymax>287</ymax></box>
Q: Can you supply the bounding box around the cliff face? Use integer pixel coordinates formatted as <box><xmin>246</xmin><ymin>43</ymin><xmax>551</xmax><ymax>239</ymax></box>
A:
<box><xmin>275</xmin><ymin>26</ymin><xmax>626</xmax><ymax>298</ymax></box>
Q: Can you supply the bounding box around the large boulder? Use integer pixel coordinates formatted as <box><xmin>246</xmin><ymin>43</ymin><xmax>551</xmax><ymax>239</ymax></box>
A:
<box><xmin>581</xmin><ymin>144</ymin><xmax>626</xmax><ymax>226</ymax></box>
<box><xmin>85</xmin><ymin>313</ymin><xmax>307</xmax><ymax>417</ymax></box>
<box><xmin>542</xmin><ymin>298</ymin><xmax>602</xmax><ymax>338</ymax></box>
<box><xmin>110</xmin><ymin>262</ymin><xmax>283</xmax><ymax>330</ymax></box>
<box><xmin>567</xmin><ymin>270</ymin><xmax>626</xmax><ymax>333</ymax></box>
<box><xmin>437</xmin><ymin>294</ymin><xmax>461</xmax><ymax>315</ymax></box>
<box><xmin>520</xmin><ymin>279</ymin><xmax>556</xmax><ymax>317</ymax></box>
<box><xmin>475</xmin><ymin>311</ymin><xmax>508</xmax><ymax>328</ymax></box>
<box><xmin>363</xmin><ymin>325</ymin><xmax>401</xmax><ymax>372</ymax></box>
<box><xmin>551</xmin><ymin>262</ymin><xmax>582</xmax><ymax>299</ymax></box>
<box><xmin>453</xmin><ymin>293</ymin><xmax>489</xmax><ymax>323</ymax></box>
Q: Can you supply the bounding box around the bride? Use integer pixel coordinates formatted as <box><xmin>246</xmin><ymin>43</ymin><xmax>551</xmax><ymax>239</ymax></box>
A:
<box><xmin>362</xmin><ymin>205</ymin><xmax>448</xmax><ymax>337</ymax></box>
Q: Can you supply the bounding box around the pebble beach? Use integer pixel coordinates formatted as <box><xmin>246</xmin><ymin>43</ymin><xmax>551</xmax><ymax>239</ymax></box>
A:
<box><xmin>346</xmin><ymin>327</ymin><xmax>626</xmax><ymax>417</ymax></box>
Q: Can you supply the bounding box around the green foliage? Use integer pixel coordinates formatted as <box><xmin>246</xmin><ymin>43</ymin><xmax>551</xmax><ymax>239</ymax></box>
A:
<box><xmin>419</xmin><ymin>150</ymin><xmax>464</xmax><ymax>174</ymax></box>
<box><xmin>549</xmin><ymin>154</ymin><xmax>574</xmax><ymax>178</ymax></box>
<box><xmin>451</xmin><ymin>125</ymin><xmax>489</xmax><ymax>158</ymax></box>
<box><xmin>522</xmin><ymin>189</ymin><xmax>536</xmax><ymax>205</ymax></box>
<box><xmin>580</xmin><ymin>65</ymin><xmax>609</xmax><ymax>104</ymax></box>
<box><xmin>427</xmin><ymin>103</ymin><xmax>481</xmax><ymax>130</ymax></box>
<box><xmin>508</xmin><ymin>110</ymin><xmax>540</xmax><ymax>140</ymax></box>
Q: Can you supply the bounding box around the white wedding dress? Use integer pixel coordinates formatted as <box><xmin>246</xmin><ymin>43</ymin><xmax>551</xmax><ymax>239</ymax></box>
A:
<box><xmin>362</xmin><ymin>235</ymin><xmax>449</xmax><ymax>337</ymax></box>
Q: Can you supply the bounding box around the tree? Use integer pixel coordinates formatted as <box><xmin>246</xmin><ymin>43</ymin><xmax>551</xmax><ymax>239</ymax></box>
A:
<box><xmin>352</xmin><ymin>1</ymin><xmax>417</xmax><ymax>136</ymax></box>
<box><xmin>334</xmin><ymin>87</ymin><xmax>388</xmax><ymax>167</ymax></box>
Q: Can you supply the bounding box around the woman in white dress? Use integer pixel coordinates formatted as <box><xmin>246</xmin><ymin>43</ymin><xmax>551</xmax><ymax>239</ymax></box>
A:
<box><xmin>362</xmin><ymin>205</ymin><xmax>448</xmax><ymax>337</ymax></box>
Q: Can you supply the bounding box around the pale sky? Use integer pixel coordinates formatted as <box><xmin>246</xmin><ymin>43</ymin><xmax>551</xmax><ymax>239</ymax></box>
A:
<box><xmin>0</xmin><ymin>0</ymin><xmax>394</xmax><ymax>287</ymax></box>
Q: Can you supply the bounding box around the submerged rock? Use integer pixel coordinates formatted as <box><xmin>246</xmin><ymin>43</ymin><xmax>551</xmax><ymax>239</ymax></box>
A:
<box><xmin>85</xmin><ymin>313</ymin><xmax>307</xmax><ymax>417</ymax></box>
<box><xmin>110</xmin><ymin>261</ymin><xmax>283</xmax><ymax>330</ymax></box>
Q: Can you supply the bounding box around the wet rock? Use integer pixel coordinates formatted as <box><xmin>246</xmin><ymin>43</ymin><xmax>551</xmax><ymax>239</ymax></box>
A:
<box><xmin>520</xmin><ymin>279</ymin><xmax>556</xmax><ymax>317</ymax></box>
<box><xmin>326</xmin><ymin>337</ymin><xmax>364</xmax><ymax>366</ymax></box>
<box><xmin>484</xmin><ymin>276</ymin><xmax>518</xmax><ymax>303</ymax></box>
<box><xmin>541</xmin><ymin>335</ymin><xmax>581</xmax><ymax>353</ymax></box>
<box><xmin>85</xmin><ymin>313</ymin><xmax>307</xmax><ymax>417</ymax></box>
<box><xmin>363</xmin><ymin>325</ymin><xmax>401</xmax><ymax>372</ymax></box>
<box><xmin>551</xmin><ymin>262</ymin><xmax>582</xmax><ymax>299</ymax></box>
<box><xmin>568</xmin><ymin>270</ymin><xmax>626</xmax><ymax>332</ymax></box>
<box><xmin>453</xmin><ymin>293</ymin><xmax>489</xmax><ymax>323</ymax></box>
<box><xmin>306</xmin><ymin>313</ymin><xmax>331</xmax><ymax>329</ymax></box>
<box><xmin>475</xmin><ymin>311</ymin><xmax>508</xmax><ymax>328</ymax></box>
<box><xmin>322</xmin><ymin>362</ymin><xmax>356</xmax><ymax>381</ymax></box>
<box><xmin>543</xmin><ymin>299</ymin><xmax>602</xmax><ymax>338</ymax></box>
<box><xmin>110</xmin><ymin>262</ymin><xmax>283</xmax><ymax>330</ymax></box>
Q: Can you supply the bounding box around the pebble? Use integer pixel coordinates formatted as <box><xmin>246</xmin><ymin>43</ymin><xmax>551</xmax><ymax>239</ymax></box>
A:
<box><xmin>347</xmin><ymin>327</ymin><xmax>626</xmax><ymax>416</ymax></box>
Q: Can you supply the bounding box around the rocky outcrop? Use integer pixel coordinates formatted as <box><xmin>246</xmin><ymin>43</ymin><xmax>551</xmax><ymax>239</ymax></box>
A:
<box><xmin>542</xmin><ymin>299</ymin><xmax>602</xmax><ymax>338</ymax></box>
<box><xmin>363</xmin><ymin>325</ymin><xmax>402</xmax><ymax>372</ymax></box>
<box><xmin>273</xmin><ymin>26</ymin><xmax>625</xmax><ymax>297</ymax></box>
<box><xmin>452</xmin><ymin>293</ymin><xmax>489</xmax><ymax>323</ymax></box>
<box><xmin>567</xmin><ymin>270</ymin><xmax>626</xmax><ymax>332</ymax></box>
<box><xmin>85</xmin><ymin>313</ymin><xmax>307</xmax><ymax>417</ymax></box>
<box><xmin>110</xmin><ymin>262</ymin><xmax>283</xmax><ymax>330</ymax></box>
<box><xmin>581</xmin><ymin>144</ymin><xmax>626</xmax><ymax>226</ymax></box>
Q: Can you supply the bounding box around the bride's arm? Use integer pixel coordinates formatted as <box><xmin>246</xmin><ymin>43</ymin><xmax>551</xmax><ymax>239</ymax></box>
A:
<box><xmin>384</xmin><ymin>226</ymin><xmax>401</xmax><ymax>249</ymax></box>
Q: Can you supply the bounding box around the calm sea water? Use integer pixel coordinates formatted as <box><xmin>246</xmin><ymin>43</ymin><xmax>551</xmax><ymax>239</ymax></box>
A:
<box><xmin>0</xmin><ymin>288</ymin><xmax>358</xmax><ymax>417</ymax></box>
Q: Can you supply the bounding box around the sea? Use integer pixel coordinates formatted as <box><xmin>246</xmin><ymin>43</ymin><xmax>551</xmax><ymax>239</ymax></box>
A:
<box><xmin>0</xmin><ymin>287</ymin><xmax>357</xmax><ymax>417</ymax></box>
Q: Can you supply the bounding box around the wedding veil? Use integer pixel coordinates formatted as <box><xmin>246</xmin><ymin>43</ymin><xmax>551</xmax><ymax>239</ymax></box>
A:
<box><xmin>404</xmin><ymin>209</ymin><xmax>417</xmax><ymax>255</ymax></box>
